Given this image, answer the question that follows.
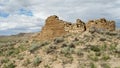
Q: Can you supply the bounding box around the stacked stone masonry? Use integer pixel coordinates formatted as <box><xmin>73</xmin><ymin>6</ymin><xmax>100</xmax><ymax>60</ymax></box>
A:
<box><xmin>35</xmin><ymin>15</ymin><xmax>116</xmax><ymax>40</ymax></box>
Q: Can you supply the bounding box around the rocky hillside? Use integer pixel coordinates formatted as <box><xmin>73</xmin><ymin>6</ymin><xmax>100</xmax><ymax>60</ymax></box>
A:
<box><xmin>0</xmin><ymin>29</ymin><xmax>120</xmax><ymax>68</ymax></box>
<box><xmin>0</xmin><ymin>15</ymin><xmax>119</xmax><ymax>68</ymax></box>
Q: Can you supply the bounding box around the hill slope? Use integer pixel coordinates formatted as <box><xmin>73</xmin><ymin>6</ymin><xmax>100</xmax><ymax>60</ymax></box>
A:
<box><xmin>0</xmin><ymin>30</ymin><xmax>120</xmax><ymax>68</ymax></box>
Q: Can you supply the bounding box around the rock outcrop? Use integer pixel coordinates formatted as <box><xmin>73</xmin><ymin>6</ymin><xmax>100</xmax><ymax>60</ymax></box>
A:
<box><xmin>35</xmin><ymin>15</ymin><xmax>67</xmax><ymax>40</ymax></box>
<box><xmin>34</xmin><ymin>15</ymin><xmax>116</xmax><ymax>41</ymax></box>
<box><xmin>86</xmin><ymin>18</ymin><xmax>116</xmax><ymax>31</ymax></box>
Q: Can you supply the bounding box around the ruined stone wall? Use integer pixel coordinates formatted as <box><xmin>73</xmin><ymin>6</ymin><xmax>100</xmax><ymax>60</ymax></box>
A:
<box><xmin>35</xmin><ymin>15</ymin><xmax>67</xmax><ymax>40</ymax></box>
<box><xmin>86</xmin><ymin>18</ymin><xmax>115</xmax><ymax>31</ymax></box>
<box><xmin>34</xmin><ymin>15</ymin><xmax>116</xmax><ymax>40</ymax></box>
<box><xmin>64</xmin><ymin>19</ymin><xmax>86</xmax><ymax>33</ymax></box>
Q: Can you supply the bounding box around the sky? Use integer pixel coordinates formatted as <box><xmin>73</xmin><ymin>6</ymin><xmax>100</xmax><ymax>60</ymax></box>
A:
<box><xmin>0</xmin><ymin>0</ymin><xmax>120</xmax><ymax>35</ymax></box>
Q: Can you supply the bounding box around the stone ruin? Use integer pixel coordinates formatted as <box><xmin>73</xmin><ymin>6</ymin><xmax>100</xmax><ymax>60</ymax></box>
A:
<box><xmin>86</xmin><ymin>18</ymin><xmax>115</xmax><ymax>31</ymax></box>
<box><xmin>34</xmin><ymin>15</ymin><xmax>116</xmax><ymax>40</ymax></box>
<box><xmin>34</xmin><ymin>15</ymin><xmax>67</xmax><ymax>40</ymax></box>
<box><xmin>64</xmin><ymin>19</ymin><xmax>86</xmax><ymax>33</ymax></box>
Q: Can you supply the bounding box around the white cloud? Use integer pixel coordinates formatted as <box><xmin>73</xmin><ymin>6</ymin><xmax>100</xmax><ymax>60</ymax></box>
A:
<box><xmin>0</xmin><ymin>0</ymin><xmax>120</xmax><ymax>35</ymax></box>
<box><xmin>0</xmin><ymin>14</ymin><xmax>44</xmax><ymax>30</ymax></box>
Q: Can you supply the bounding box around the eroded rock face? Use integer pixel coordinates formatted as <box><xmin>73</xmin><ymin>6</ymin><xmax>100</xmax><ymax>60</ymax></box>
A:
<box><xmin>86</xmin><ymin>18</ymin><xmax>116</xmax><ymax>31</ymax></box>
<box><xmin>35</xmin><ymin>15</ymin><xmax>67</xmax><ymax>40</ymax></box>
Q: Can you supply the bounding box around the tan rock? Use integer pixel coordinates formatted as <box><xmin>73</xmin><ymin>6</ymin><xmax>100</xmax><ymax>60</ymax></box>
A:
<box><xmin>86</xmin><ymin>18</ymin><xmax>116</xmax><ymax>31</ymax></box>
<box><xmin>64</xmin><ymin>19</ymin><xmax>86</xmax><ymax>33</ymax></box>
<box><xmin>33</xmin><ymin>16</ymin><xmax>116</xmax><ymax>41</ymax></box>
<box><xmin>35</xmin><ymin>15</ymin><xmax>67</xmax><ymax>40</ymax></box>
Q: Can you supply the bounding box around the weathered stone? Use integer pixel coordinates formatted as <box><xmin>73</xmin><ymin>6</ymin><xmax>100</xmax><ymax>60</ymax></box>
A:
<box><xmin>64</xmin><ymin>19</ymin><xmax>86</xmax><ymax>33</ymax></box>
<box><xmin>34</xmin><ymin>16</ymin><xmax>116</xmax><ymax>41</ymax></box>
<box><xmin>35</xmin><ymin>15</ymin><xmax>67</xmax><ymax>40</ymax></box>
<box><xmin>86</xmin><ymin>18</ymin><xmax>116</xmax><ymax>31</ymax></box>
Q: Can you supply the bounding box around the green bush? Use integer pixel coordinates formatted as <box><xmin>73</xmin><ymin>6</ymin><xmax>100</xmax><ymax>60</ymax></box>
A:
<box><xmin>29</xmin><ymin>42</ymin><xmax>49</xmax><ymax>53</ymax></box>
<box><xmin>90</xmin><ymin>46</ymin><xmax>100</xmax><ymax>52</ymax></box>
<box><xmin>101</xmin><ymin>55</ymin><xmax>110</xmax><ymax>61</ymax></box>
<box><xmin>89</xmin><ymin>55</ymin><xmax>99</xmax><ymax>61</ymax></box>
<box><xmin>44</xmin><ymin>64</ymin><xmax>51</xmax><ymax>68</ymax></box>
<box><xmin>44</xmin><ymin>45</ymin><xmax>56</xmax><ymax>54</ymax></box>
<box><xmin>101</xmin><ymin>63</ymin><xmax>110</xmax><ymax>68</ymax></box>
<box><xmin>54</xmin><ymin>37</ymin><xmax>64</xmax><ymax>44</ymax></box>
<box><xmin>61</xmin><ymin>46</ymin><xmax>74</xmax><ymax>57</ymax></box>
<box><xmin>100</xmin><ymin>44</ymin><xmax>107</xmax><ymax>51</ymax></box>
<box><xmin>115</xmin><ymin>44</ymin><xmax>120</xmax><ymax>53</ymax></box>
<box><xmin>99</xmin><ymin>38</ymin><xmax>106</xmax><ymax>41</ymax></box>
<box><xmin>90</xmin><ymin>62</ymin><xmax>97</xmax><ymax>68</ymax></box>
<box><xmin>33</xmin><ymin>56</ymin><xmax>42</xmax><ymax>66</ymax></box>
<box><xmin>29</xmin><ymin>45</ymin><xmax>39</xmax><ymax>53</ymax></box>
<box><xmin>95</xmin><ymin>52</ymin><xmax>101</xmax><ymax>56</ymax></box>
<box><xmin>3</xmin><ymin>62</ymin><xmax>16</xmax><ymax>68</ymax></box>
<box><xmin>1</xmin><ymin>58</ymin><xmax>9</xmax><ymax>64</ymax></box>
<box><xmin>76</xmin><ymin>49</ymin><xmax>84</xmax><ymax>57</ymax></box>
<box><xmin>22</xmin><ymin>59</ymin><xmax>31</xmax><ymax>66</ymax></box>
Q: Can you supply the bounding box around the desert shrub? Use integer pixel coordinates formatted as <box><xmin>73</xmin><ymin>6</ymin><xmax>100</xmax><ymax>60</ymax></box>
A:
<box><xmin>1</xmin><ymin>45</ymin><xmax>13</xmax><ymax>53</ymax></box>
<box><xmin>99</xmin><ymin>38</ymin><xmax>106</xmax><ymax>41</ymax></box>
<box><xmin>100</xmin><ymin>44</ymin><xmax>107</xmax><ymax>51</ymax></box>
<box><xmin>115</xmin><ymin>44</ymin><xmax>120</xmax><ymax>53</ymax></box>
<box><xmin>101</xmin><ymin>54</ymin><xmax>110</xmax><ymax>61</ymax></box>
<box><xmin>90</xmin><ymin>62</ymin><xmax>97</xmax><ymax>68</ymax></box>
<box><xmin>61</xmin><ymin>47</ymin><xmax>70</xmax><ymax>55</ymax></box>
<box><xmin>33</xmin><ymin>56</ymin><xmax>42</xmax><ymax>66</ymax></box>
<box><xmin>44</xmin><ymin>64</ymin><xmax>51</xmax><ymax>68</ymax></box>
<box><xmin>61</xmin><ymin>46</ymin><xmax>74</xmax><ymax>57</ymax></box>
<box><xmin>73</xmin><ymin>37</ymin><xmax>79</xmax><ymax>42</ymax></box>
<box><xmin>18</xmin><ymin>43</ymin><xmax>28</xmax><ymax>52</ymax></box>
<box><xmin>101</xmin><ymin>63</ymin><xmax>110</xmax><ymax>68</ymax></box>
<box><xmin>29</xmin><ymin>42</ymin><xmax>49</xmax><ymax>53</ymax></box>
<box><xmin>61</xmin><ymin>42</ymin><xmax>75</xmax><ymax>48</ymax></box>
<box><xmin>89</xmin><ymin>55</ymin><xmax>99</xmax><ymax>61</ymax></box>
<box><xmin>68</xmin><ymin>43</ymin><xmax>75</xmax><ymax>48</ymax></box>
<box><xmin>22</xmin><ymin>59</ymin><xmax>31</xmax><ymax>66</ymax></box>
<box><xmin>5</xmin><ymin>48</ymin><xmax>20</xmax><ymax>57</ymax></box>
<box><xmin>95</xmin><ymin>52</ymin><xmax>101</xmax><ymax>56</ymax></box>
<box><xmin>1</xmin><ymin>58</ymin><xmax>9</xmax><ymax>64</ymax></box>
<box><xmin>106</xmin><ymin>32</ymin><xmax>118</xmax><ymax>36</ymax></box>
<box><xmin>61</xmin><ymin>43</ymin><xmax>67</xmax><ymax>48</ymax></box>
<box><xmin>62</xmin><ymin>55</ymin><xmax>73</xmax><ymax>64</ymax></box>
<box><xmin>6</xmin><ymin>50</ymin><xmax>14</xmax><ymax>56</ymax></box>
<box><xmin>12</xmin><ymin>48</ymin><xmax>20</xmax><ymax>56</ymax></box>
<box><xmin>54</xmin><ymin>37</ymin><xmax>64</xmax><ymax>44</ymax></box>
<box><xmin>29</xmin><ymin>45</ymin><xmax>39</xmax><ymax>53</ymax></box>
<box><xmin>109</xmin><ymin>44</ymin><xmax>117</xmax><ymax>51</ymax></box>
<box><xmin>3</xmin><ymin>62</ymin><xmax>16</xmax><ymax>68</ymax></box>
<box><xmin>1</xmin><ymin>44</ymin><xmax>27</xmax><ymax>57</ymax></box>
<box><xmin>76</xmin><ymin>49</ymin><xmax>84</xmax><ymax>57</ymax></box>
<box><xmin>90</xmin><ymin>46</ymin><xmax>100</xmax><ymax>52</ymax></box>
<box><xmin>44</xmin><ymin>45</ymin><xmax>56</xmax><ymax>54</ymax></box>
<box><xmin>89</xmin><ymin>27</ymin><xmax>97</xmax><ymax>33</ymax></box>
<box><xmin>42</xmin><ymin>41</ymin><xmax>50</xmax><ymax>46</ymax></box>
<box><xmin>17</xmin><ymin>54</ymin><xmax>24</xmax><ymax>60</ymax></box>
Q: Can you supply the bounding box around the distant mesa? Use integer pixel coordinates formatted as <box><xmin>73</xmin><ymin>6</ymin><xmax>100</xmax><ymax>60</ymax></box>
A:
<box><xmin>34</xmin><ymin>15</ymin><xmax>116</xmax><ymax>40</ymax></box>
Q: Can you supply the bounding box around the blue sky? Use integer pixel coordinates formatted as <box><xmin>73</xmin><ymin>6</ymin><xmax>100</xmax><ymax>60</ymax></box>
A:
<box><xmin>0</xmin><ymin>12</ymin><xmax>9</xmax><ymax>18</ymax></box>
<box><xmin>0</xmin><ymin>0</ymin><xmax>120</xmax><ymax>35</ymax></box>
<box><xmin>18</xmin><ymin>8</ymin><xmax>33</xmax><ymax>16</ymax></box>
